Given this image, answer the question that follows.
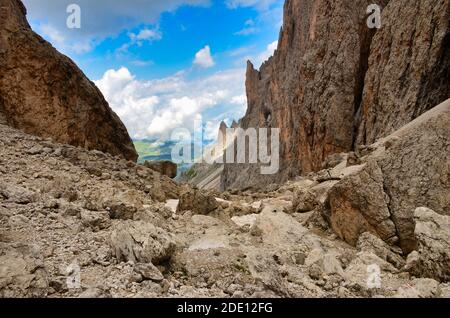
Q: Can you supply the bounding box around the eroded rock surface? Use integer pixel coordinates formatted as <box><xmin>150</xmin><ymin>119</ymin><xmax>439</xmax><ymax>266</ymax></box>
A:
<box><xmin>0</xmin><ymin>0</ymin><xmax>137</xmax><ymax>161</ymax></box>
<box><xmin>357</xmin><ymin>0</ymin><xmax>450</xmax><ymax>144</ymax></box>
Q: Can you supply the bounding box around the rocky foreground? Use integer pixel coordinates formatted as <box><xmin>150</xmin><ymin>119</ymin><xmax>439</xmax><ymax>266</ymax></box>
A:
<box><xmin>1</xmin><ymin>101</ymin><xmax>449</xmax><ymax>298</ymax></box>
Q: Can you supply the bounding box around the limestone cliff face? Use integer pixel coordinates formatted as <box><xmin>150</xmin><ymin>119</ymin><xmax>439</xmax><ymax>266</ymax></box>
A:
<box><xmin>0</xmin><ymin>0</ymin><xmax>138</xmax><ymax>162</ymax></box>
<box><xmin>222</xmin><ymin>0</ymin><xmax>449</xmax><ymax>190</ymax></box>
<box><xmin>357</xmin><ymin>0</ymin><xmax>450</xmax><ymax>144</ymax></box>
<box><xmin>223</xmin><ymin>0</ymin><xmax>386</xmax><ymax>189</ymax></box>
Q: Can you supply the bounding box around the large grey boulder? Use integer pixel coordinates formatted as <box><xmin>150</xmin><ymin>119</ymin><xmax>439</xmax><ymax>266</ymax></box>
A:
<box><xmin>327</xmin><ymin>100</ymin><xmax>450</xmax><ymax>253</ymax></box>
<box><xmin>110</xmin><ymin>221</ymin><xmax>176</xmax><ymax>265</ymax></box>
<box><xmin>176</xmin><ymin>188</ymin><xmax>219</xmax><ymax>215</ymax></box>
<box><xmin>405</xmin><ymin>207</ymin><xmax>450</xmax><ymax>282</ymax></box>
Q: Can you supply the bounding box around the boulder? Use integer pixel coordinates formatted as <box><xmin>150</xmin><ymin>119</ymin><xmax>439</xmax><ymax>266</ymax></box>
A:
<box><xmin>292</xmin><ymin>188</ymin><xmax>317</xmax><ymax>213</ymax></box>
<box><xmin>134</xmin><ymin>263</ymin><xmax>164</xmax><ymax>282</ymax></box>
<box><xmin>0</xmin><ymin>183</ymin><xmax>36</xmax><ymax>204</ymax></box>
<box><xmin>110</xmin><ymin>221</ymin><xmax>176</xmax><ymax>264</ymax></box>
<box><xmin>176</xmin><ymin>189</ymin><xmax>219</xmax><ymax>215</ymax></box>
<box><xmin>357</xmin><ymin>232</ymin><xmax>405</xmax><ymax>269</ymax></box>
<box><xmin>328</xmin><ymin>161</ymin><xmax>398</xmax><ymax>246</ymax></box>
<box><xmin>103</xmin><ymin>201</ymin><xmax>137</xmax><ymax>220</ymax></box>
<box><xmin>305</xmin><ymin>249</ymin><xmax>344</xmax><ymax>280</ymax></box>
<box><xmin>394</xmin><ymin>278</ymin><xmax>441</xmax><ymax>298</ymax></box>
<box><xmin>0</xmin><ymin>243</ymin><xmax>48</xmax><ymax>297</ymax></box>
<box><xmin>327</xmin><ymin>101</ymin><xmax>450</xmax><ymax>253</ymax></box>
<box><xmin>144</xmin><ymin>161</ymin><xmax>177</xmax><ymax>179</ymax></box>
<box><xmin>405</xmin><ymin>207</ymin><xmax>450</xmax><ymax>282</ymax></box>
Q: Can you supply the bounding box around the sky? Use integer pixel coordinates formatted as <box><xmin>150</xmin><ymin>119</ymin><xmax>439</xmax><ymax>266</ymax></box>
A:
<box><xmin>23</xmin><ymin>0</ymin><xmax>283</xmax><ymax>142</ymax></box>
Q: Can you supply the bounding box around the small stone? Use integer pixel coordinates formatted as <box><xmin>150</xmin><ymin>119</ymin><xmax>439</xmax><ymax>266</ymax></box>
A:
<box><xmin>0</xmin><ymin>184</ymin><xmax>36</xmax><ymax>204</ymax></box>
<box><xmin>80</xmin><ymin>210</ymin><xmax>111</xmax><ymax>231</ymax></box>
<box><xmin>104</xmin><ymin>201</ymin><xmax>137</xmax><ymax>220</ymax></box>
<box><xmin>292</xmin><ymin>188</ymin><xmax>317</xmax><ymax>213</ymax></box>
<box><xmin>10</xmin><ymin>215</ymin><xmax>30</xmax><ymax>227</ymax></box>
<box><xmin>44</xmin><ymin>200</ymin><xmax>59</xmax><ymax>209</ymax></box>
<box><xmin>63</xmin><ymin>206</ymin><xmax>81</xmax><ymax>218</ymax></box>
<box><xmin>26</xmin><ymin>145</ymin><xmax>43</xmax><ymax>155</ymax></box>
<box><xmin>134</xmin><ymin>263</ymin><xmax>164</xmax><ymax>282</ymax></box>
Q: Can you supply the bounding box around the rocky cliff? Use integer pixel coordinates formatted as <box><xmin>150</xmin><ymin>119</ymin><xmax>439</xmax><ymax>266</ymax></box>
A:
<box><xmin>0</xmin><ymin>0</ymin><xmax>138</xmax><ymax>161</ymax></box>
<box><xmin>222</xmin><ymin>0</ymin><xmax>449</xmax><ymax>190</ymax></box>
<box><xmin>356</xmin><ymin>0</ymin><xmax>450</xmax><ymax>144</ymax></box>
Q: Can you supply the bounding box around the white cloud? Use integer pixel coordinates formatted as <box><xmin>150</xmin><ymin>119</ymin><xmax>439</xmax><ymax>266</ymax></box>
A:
<box><xmin>23</xmin><ymin>0</ymin><xmax>209</xmax><ymax>53</ymax></box>
<box><xmin>94</xmin><ymin>67</ymin><xmax>246</xmax><ymax>140</ymax></box>
<box><xmin>117</xmin><ymin>27</ymin><xmax>162</xmax><ymax>54</ymax></box>
<box><xmin>39</xmin><ymin>23</ymin><xmax>93</xmax><ymax>54</ymax></box>
<box><xmin>130</xmin><ymin>60</ymin><xmax>155</xmax><ymax>67</ymax></box>
<box><xmin>228</xmin><ymin>45</ymin><xmax>253</xmax><ymax>57</ymax></box>
<box><xmin>194</xmin><ymin>45</ymin><xmax>215</xmax><ymax>68</ymax></box>
<box><xmin>234</xmin><ymin>27</ymin><xmax>259</xmax><ymax>36</ymax></box>
<box><xmin>234</xmin><ymin>18</ymin><xmax>259</xmax><ymax>36</ymax></box>
<box><xmin>227</xmin><ymin>0</ymin><xmax>283</xmax><ymax>40</ymax></box>
<box><xmin>133</xmin><ymin>28</ymin><xmax>162</xmax><ymax>41</ymax></box>
<box><xmin>231</xmin><ymin>94</ymin><xmax>247</xmax><ymax>106</ymax></box>
<box><xmin>257</xmin><ymin>40</ymin><xmax>278</xmax><ymax>64</ymax></box>
<box><xmin>93</xmin><ymin>43</ymin><xmax>275</xmax><ymax>141</ymax></box>
<box><xmin>225</xmin><ymin>0</ymin><xmax>280</xmax><ymax>11</ymax></box>
<box><xmin>40</xmin><ymin>24</ymin><xmax>65</xmax><ymax>45</ymax></box>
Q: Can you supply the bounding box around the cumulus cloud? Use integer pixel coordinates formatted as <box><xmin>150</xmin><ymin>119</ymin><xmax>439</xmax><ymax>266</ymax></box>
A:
<box><xmin>23</xmin><ymin>0</ymin><xmax>209</xmax><ymax>53</ymax></box>
<box><xmin>92</xmin><ymin>40</ymin><xmax>279</xmax><ymax>141</ymax></box>
<box><xmin>193</xmin><ymin>45</ymin><xmax>215</xmax><ymax>68</ymax></box>
<box><xmin>94</xmin><ymin>67</ymin><xmax>246</xmax><ymax>140</ymax></box>
<box><xmin>133</xmin><ymin>28</ymin><xmax>162</xmax><ymax>42</ymax></box>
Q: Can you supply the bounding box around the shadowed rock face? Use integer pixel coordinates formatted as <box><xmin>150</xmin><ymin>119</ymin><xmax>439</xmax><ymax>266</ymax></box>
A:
<box><xmin>221</xmin><ymin>0</ymin><xmax>449</xmax><ymax>190</ymax></box>
<box><xmin>356</xmin><ymin>0</ymin><xmax>450</xmax><ymax>145</ymax></box>
<box><xmin>0</xmin><ymin>0</ymin><xmax>138</xmax><ymax>162</ymax></box>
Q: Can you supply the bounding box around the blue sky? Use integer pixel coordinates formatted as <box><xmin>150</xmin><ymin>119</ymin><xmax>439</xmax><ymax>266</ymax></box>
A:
<box><xmin>23</xmin><ymin>0</ymin><xmax>283</xmax><ymax>141</ymax></box>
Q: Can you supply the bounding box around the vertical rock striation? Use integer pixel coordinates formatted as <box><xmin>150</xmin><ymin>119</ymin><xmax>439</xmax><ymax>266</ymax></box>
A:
<box><xmin>357</xmin><ymin>0</ymin><xmax>450</xmax><ymax>144</ymax></box>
